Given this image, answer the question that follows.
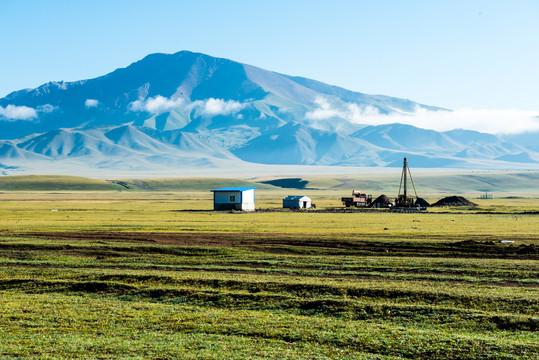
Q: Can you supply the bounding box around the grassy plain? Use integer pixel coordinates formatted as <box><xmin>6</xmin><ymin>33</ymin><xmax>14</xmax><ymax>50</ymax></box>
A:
<box><xmin>0</xmin><ymin>176</ymin><xmax>538</xmax><ymax>359</ymax></box>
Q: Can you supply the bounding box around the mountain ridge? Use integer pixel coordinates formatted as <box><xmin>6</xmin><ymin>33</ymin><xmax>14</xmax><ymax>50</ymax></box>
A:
<box><xmin>1</xmin><ymin>50</ymin><xmax>538</xmax><ymax>174</ymax></box>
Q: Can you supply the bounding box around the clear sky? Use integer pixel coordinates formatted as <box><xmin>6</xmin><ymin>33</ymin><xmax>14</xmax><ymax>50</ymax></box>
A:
<box><xmin>1</xmin><ymin>0</ymin><xmax>538</xmax><ymax>110</ymax></box>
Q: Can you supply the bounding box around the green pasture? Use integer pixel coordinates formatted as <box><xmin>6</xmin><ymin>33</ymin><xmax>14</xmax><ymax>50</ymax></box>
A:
<box><xmin>255</xmin><ymin>171</ymin><xmax>539</xmax><ymax>197</ymax></box>
<box><xmin>0</xmin><ymin>190</ymin><xmax>538</xmax><ymax>236</ymax></box>
<box><xmin>0</xmin><ymin>175</ymin><xmax>122</xmax><ymax>191</ymax></box>
<box><xmin>0</xmin><ymin>227</ymin><xmax>537</xmax><ymax>359</ymax></box>
<box><xmin>1</xmin><ymin>171</ymin><xmax>539</xmax><ymax>195</ymax></box>
<box><xmin>0</xmin><ymin>175</ymin><xmax>537</xmax><ymax>358</ymax></box>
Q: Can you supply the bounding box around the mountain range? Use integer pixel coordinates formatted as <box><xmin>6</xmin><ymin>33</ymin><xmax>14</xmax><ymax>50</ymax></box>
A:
<box><xmin>1</xmin><ymin>50</ymin><xmax>538</xmax><ymax>175</ymax></box>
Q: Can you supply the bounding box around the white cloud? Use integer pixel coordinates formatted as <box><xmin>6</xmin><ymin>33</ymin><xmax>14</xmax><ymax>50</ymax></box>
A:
<box><xmin>197</xmin><ymin>98</ymin><xmax>245</xmax><ymax>116</ymax></box>
<box><xmin>306</xmin><ymin>96</ymin><xmax>539</xmax><ymax>134</ymax></box>
<box><xmin>38</xmin><ymin>104</ymin><xmax>56</xmax><ymax>113</ymax></box>
<box><xmin>129</xmin><ymin>95</ymin><xmax>185</xmax><ymax>114</ymax></box>
<box><xmin>85</xmin><ymin>99</ymin><xmax>99</xmax><ymax>108</ymax></box>
<box><xmin>129</xmin><ymin>96</ymin><xmax>246</xmax><ymax>117</ymax></box>
<box><xmin>0</xmin><ymin>104</ymin><xmax>37</xmax><ymax>121</ymax></box>
<box><xmin>305</xmin><ymin>97</ymin><xmax>342</xmax><ymax>120</ymax></box>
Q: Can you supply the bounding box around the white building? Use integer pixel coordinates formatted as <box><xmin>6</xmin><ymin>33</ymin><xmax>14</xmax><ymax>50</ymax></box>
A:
<box><xmin>283</xmin><ymin>195</ymin><xmax>312</xmax><ymax>209</ymax></box>
<box><xmin>211</xmin><ymin>187</ymin><xmax>257</xmax><ymax>211</ymax></box>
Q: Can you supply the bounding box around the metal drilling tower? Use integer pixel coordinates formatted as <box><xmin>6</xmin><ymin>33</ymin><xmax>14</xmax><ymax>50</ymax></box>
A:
<box><xmin>396</xmin><ymin>157</ymin><xmax>419</xmax><ymax>207</ymax></box>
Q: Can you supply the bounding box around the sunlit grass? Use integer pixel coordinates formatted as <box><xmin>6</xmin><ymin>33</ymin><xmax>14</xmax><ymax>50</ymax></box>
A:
<box><xmin>0</xmin><ymin>189</ymin><xmax>537</xmax><ymax>358</ymax></box>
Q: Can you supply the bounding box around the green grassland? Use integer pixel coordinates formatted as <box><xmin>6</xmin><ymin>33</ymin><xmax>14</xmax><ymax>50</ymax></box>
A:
<box><xmin>0</xmin><ymin>174</ymin><xmax>538</xmax><ymax>359</ymax></box>
<box><xmin>2</xmin><ymin>171</ymin><xmax>538</xmax><ymax>195</ymax></box>
<box><xmin>283</xmin><ymin>171</ymin><xmax>539</xmax><ymax>197</ymax></box>
<box><xmin>0</xmin><ymin>175</ymin><xmax>123</xmax><ymax>191</ymax></box>
<box><xmin>114</xmin><ymin>171</ymin><xmax>539</xmax><ymax>196</ymax></box>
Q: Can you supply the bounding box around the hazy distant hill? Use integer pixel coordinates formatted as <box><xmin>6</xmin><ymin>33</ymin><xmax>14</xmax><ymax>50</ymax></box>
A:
<box><xmin>0</xmin><ymin>50</ymin><xmax>537</xmax><ymax>174</ymax></box>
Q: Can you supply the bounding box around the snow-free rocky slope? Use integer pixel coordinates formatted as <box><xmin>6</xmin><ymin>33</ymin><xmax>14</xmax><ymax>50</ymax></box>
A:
<box><xmin>1</xmin><ymin>50</ymin><xmax>537</xmax><ymax>174</ymax></box>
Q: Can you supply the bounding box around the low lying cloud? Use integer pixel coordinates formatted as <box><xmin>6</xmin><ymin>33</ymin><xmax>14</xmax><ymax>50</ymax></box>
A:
<box><xmin>38</xmin><ymin>104</ymin><xmax>56</xmax><ymax>113</ymax></box>
<box><xmin>306</xmin><ymin>97</ymin><xmax>378</xmax><ymax>121</ymax></box>
<box><xmin>0</xmin><ymin>104</ymin><xmax>38</xmax><ymax>121</ymax></box>
<box><xmin>129</xmin><ymin>95</ymin><xmax>185</xmax><ymax>114</ymax></box>
<box><xmin>306</xmin><ymin>96</ymin><xmax>539</xmax><ymax>134</ymax></box>
<box><xmin>196</xmin><ymin>98</ymin><xmax>245</xmax><ymax>116</ymax></box>
<box><xmin>85</xmin><ymin>99</ymin><xmax>99</xmax><ymax>108</ymax></box>
<box><xmin>129</xmin><ymin>96</ymin><xmax>246</xmax><ymax>117</ymax></box>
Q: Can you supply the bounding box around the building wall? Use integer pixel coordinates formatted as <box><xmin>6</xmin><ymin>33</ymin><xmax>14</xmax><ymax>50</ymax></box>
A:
<box><xmin>213</xmin><ymin>189</ymin><xmax>255</xmax><ymax>211</ymax></box>
<box><xmin>241</xmin><ymin>189</ymin><xmax>255</xmax><ymax>204</ymax></box>
<box><xmin>283</xmin><ymin>200</ymin><xmax>298</xmax><ymax>208</ymax></box>
<box><xmin>239</xmin><ymin>189</ymin><xmax>255</xmax><ymax>211</ymax></box>
<box><xmin>283</xmin><ymin>197</ymin><xmax>311</xmax><ymax>209</ymax></box>
<box><xmin>214</xmin><ymin>202</ymin><xmax>242</xmax><ymax>211</ymax></box>
<box><xmin>214</xmin><ymin>191</ymin><xmax>240</xmax><ymax>204</ymax></box>
<box><xmin>240</xmin><ymin>201</ymin><xmax>255</xmax><ymax>211</ymax></box>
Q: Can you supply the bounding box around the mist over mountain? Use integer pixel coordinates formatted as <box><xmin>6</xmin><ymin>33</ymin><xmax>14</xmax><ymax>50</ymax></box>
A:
<box><xmin>0</xmin><ymin>50</ymin><xmax>537</xmax><ymax>175</ymax></box>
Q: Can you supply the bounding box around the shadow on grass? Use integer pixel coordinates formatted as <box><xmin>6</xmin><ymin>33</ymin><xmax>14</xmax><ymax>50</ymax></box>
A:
<box><xmin>260</xmin><ymin>178</ymin><xmax>311</xmax><ymax>190</ymax></box>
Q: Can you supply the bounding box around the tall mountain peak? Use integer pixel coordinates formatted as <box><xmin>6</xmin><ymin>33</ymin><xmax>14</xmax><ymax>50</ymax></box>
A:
<box><xmin>0</xmin><ymin>51</ymin><xmax>537</xmax><ymax>174</ymax></box>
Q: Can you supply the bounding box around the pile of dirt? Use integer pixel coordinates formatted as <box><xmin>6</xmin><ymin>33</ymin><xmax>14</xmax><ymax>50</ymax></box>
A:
<box><xmin>415</xmin><ymin>197</ymin><xmax>430</xmax><ymax>207</ymax></box>
<box><xmin>431</xmin><ymin>196</ymin><xmax>478</xmax><ymax>207</ymax></box>
<box><xmin>372</xmin><ymin>194</ymin><xmax>393</xmax><ymax>207</ymax></box>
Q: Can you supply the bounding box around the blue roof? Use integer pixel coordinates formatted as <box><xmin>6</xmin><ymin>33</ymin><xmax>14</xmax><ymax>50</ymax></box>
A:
<box><xmin>283</xmin><ymin>195</ymin><xmax>310</xmax><ymax>201</ymax></box>
<box><xmin>211</xmin><ymin>187</ymin><xmax>257</xmax><ymax>192</ymax></box>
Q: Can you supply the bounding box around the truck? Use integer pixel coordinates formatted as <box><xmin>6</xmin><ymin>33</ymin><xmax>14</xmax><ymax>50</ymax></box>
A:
<box><xmin>341</xmin><ymin>190</ymin><xmax>373</xmax><ymax>207</ymax></box>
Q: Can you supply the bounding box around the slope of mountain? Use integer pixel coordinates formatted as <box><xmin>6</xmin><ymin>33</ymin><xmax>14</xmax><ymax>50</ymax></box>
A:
<box><xmin>1</xmin><ymin>50</ymin><xmax>538</xmax><ymax>173</ymax></box>
<box><xmin>0</xmin><ymin>51</ymin><xmax>438</xmax><ymax>138</ymax></box>
<box><xmin>501</xmin><ymin>130</ymin><xmax>539</xmax><ymax>153</ymax></box>
<box><xmin>351</xmin><ymin>124</ymin><xmax>462</xmax><ymax>154</ymax></box>
<box><xmin>495</xmin><ymin>152</ymin><xmax>537</xmax><ymax>163</ymax></box>
<box><xmin>0</xmin><ymin>141</ymin><xmax>49</xmax><ymax>160</ymax></box>
<box><xmin>233</xmin><ymin>122</ymin><xmax>380</xmax><ymax>165</ymax></box>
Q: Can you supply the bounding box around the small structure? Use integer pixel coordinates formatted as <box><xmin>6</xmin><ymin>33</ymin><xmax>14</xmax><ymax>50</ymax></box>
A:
<box><xmin>283</xmin><ymin>195</ymin><xmax>312</xmax><ymax>209</ymax></box>
<box><xmin>211</xmin><ymin>187</ymin><xmax>257</xmax><ymax>211</ymax></box>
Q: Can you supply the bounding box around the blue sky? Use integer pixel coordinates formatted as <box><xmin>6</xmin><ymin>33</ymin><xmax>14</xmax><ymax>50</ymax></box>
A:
<box><xmin>1</xmin><ymin>0</ymin><xmax>538</xmax><ymax>110</ymax></box>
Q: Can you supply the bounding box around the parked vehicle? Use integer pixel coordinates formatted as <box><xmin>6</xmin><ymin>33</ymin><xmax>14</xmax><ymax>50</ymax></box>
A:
<box><xmin>341</xmin><ymin>190</ymin><xmax>372</xmax><ymax>207</ymax></box>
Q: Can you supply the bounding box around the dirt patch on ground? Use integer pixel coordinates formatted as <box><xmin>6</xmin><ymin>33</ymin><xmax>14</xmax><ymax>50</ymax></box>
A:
<box><xmin>10</xmin><ymin>231</ymin><xmax>537</xmax><ymax>260</ymax></box>
<box><xmin>23</xmin><ymin>231</ymin><xmax>297</xmax><ymax>248</ymax></box>
<box><xmin>4</xmin><ymin>262</ymin><xmax>535</xmax><ymax>288</ymax></box>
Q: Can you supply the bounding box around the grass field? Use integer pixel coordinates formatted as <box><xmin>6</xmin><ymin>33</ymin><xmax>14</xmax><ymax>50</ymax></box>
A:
<box><xmin>1</xmin><ymin>171</ymin><xmax>539</xmax><ymax>195</ymax></box>
<box><xmin>0</xmin><ymin>176</ymin><xmax>537</xmax><ymax>359</ymax></box>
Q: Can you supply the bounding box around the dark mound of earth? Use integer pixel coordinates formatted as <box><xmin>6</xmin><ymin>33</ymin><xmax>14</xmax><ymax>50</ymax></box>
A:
<box><xmin>372</xmin><ymin>194</ymin><xmax>392</xmax><ymax>207</ymax></box>
<box><xmin>431</xmin><ymin>196</ymin><xmax>478</xmax><ymax>207</ymax></box>
<box><xmin>415</xmin><ymin>197</ymin><xmax>430</xmax><ymax>207</ymax></box>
